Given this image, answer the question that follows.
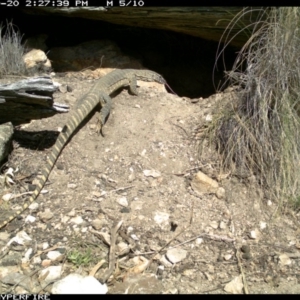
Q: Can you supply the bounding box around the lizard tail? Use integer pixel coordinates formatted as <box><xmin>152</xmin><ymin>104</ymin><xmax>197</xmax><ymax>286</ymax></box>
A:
<box><xmin>0</xmin><ymin>130</ymin><xmax>70</xmax><ymax>229</ymax></box>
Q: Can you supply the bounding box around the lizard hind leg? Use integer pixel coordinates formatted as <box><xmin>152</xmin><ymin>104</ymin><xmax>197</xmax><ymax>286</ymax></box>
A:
<box><xmin>97</xmin><ymin>92</ymin><xmax>112</xmax><ymax>136</ymax></box>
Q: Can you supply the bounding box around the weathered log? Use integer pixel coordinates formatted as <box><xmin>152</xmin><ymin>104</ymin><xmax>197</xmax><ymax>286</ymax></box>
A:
<box><xmin>0</xmin><ymin>76</ymin><xmax>69</xmax><ymax>125</ymax></box>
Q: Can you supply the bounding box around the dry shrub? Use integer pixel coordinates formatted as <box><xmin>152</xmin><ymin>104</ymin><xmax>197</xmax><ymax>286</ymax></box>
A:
<box><xmin>207</xmin><ymin>7</ymin><xmax>300</xmax><ymax>207</ymax></box>
<box><xmin>0</xmin><ymin>21</ymin><xmax>26</xmax><ymax>77</ymax></box>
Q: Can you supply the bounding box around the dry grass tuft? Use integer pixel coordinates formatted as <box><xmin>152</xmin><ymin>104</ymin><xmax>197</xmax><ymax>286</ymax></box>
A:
<box><xmin>206</xmin><ymin>7</ymin><xmax>300</xmax><ymax>208</ymax></box>
<box><xmin>0</xmin><ymin>21</ymin><xmax>26</xmax><ymax>77</ymax></box>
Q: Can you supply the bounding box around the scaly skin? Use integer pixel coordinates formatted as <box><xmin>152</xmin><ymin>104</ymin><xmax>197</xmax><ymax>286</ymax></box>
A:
<box><xmin>0</xmin><ymin>69</ymin><xmax>166</xmax><ymax>230</ymax></box>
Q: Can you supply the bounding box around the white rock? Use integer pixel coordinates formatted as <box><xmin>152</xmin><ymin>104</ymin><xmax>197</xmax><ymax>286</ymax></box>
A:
<box><xmin>143</xmin><ymin>169</ymin><xmax>161</xmax><ymax>178</ymax></box>
<box><xmin>2</xmin><ymin>193</ymin><xmax>13</xmax><ymax>201</ymax></box>
<box><xmin>210</xmin><ymin>221</ymin><xmax>218</xmax><ymax>229</ymax></box>
<box><xmin>159</xmin><ymin>255</ymin><xmax>173</xmax><ymax>268</ymax></box>
<box><xmin>267</xmin><ymin>200</ymin><xmax>272</xmax><ymax>206</ymax></box>
<box><xmin>195</xmin><ymin>238</ymin><xmax>203</xmax><ymax>245</ymax></box>
<box><xmin>249</xmin><ymin>229</ymin><xmax>260</xmax><ymax>240</ymax></box>
<box><xmin>22</xmin><ymin>248</ymin><xmax>33</xmax><ymax>264</ymax></box>
<box><xmin>224</xmin><ymin>254</ymin><xmax>232</xmax><ymax>261</ymax></box>
<box><xmin>224</xmin><ymin>275</ymin><xmax>244</xmax><ymax>294</ymax></box>
<box><xmin>153</xmin><ymin>212</ymin><xmax>169</xmax><ymax>225</ymax></box>
<box><xmin>166</xmin><ymin>248</ymin><xmax>187</xmax><ymax>264</ymax></box>
<box><xmin>130</xmin><ymin>234</ymin><xmax>139</xmax><ymax>241</ymax></box>
<box><xmin>260</xmin><ymin>221</ymin><xmax>267</xmax><ymax>230</ymax></box>
<box><xmin>278</xmin><ymin>254</ymin><xmax>292</xmax><ymax>266</ymax></box>
<box><xmin>118</xmin><ymin>197</ymin><xmax>128</xmax><ymax>207</ymax></box>
<box><xmin>52</xmin><ymin>273</ymin><xmax>107</xmax><ymax>294</ymax></box>
<box><xmin>205</xmin><ymin>114</ymin><xmax>212</xmax><ymax>122</ymax></box>
<box><xmin>47</xmin><ymin>251</ymin><xmax>63</xmax><ymax>261</ymax></box>
<box><xmin>39</xmin><ymin>266</ymin><xmax>62</xmax><ymax>283</ymax></box>
<box><xmin>7</xmin><ymin>231</ymin><xmax>32</xmax><ymax>246</ymax></box>
<box><xmin>216</xmin><ymin>187</ymin><xmax>226</xmax><ymax>199</ymax></box>
<box><xmin>29</xmin><ymin>202</ymin><xmax>39</xmax><ymax>210</ymax></box>
<box><xmin>219</xmin><ymin>221</ymin><xmax>226</xmax><ymax>229</ymax></box>
<box><xmin>70</xmin><ymin>216</ymin><xmax>84</xmax><ymax>225</ymax></box>
<box><xmin>25</xmin><ymin>215</ymin><xmax>36</xmax><ymax>223</ymax></box>
<box><xmin>67</xmin><ymin>183</ymin><xmax>77</xmax><ymax>189</ymax></box>
<box><xmin>140</xmin><ymin>149</ymin><xmax>147</xmax><ymax>156</ymax></box>
<box><xmin>42</xmin><ymin>242</ymin><xmax>50</xmax><ymax>250</ymax></box>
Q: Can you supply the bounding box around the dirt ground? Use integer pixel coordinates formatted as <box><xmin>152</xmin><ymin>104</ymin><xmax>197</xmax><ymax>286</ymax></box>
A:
<box><xmin>1</xmin><ymin>70</ymin><xmax>300</xmax><ymax>294</ymax></box>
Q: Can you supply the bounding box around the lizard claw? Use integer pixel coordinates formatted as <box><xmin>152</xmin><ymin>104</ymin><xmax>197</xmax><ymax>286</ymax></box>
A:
<box><xmin>96</xmin><ymin>117</ymin><xmax>105</xmax><ymax>137</ymax></box>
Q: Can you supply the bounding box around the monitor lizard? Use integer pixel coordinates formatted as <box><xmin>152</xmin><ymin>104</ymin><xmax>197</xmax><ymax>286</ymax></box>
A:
<box><xmin>0</xmin><ymin>69</ymin><xmax>166</xmax><ymax>230</ymax></box>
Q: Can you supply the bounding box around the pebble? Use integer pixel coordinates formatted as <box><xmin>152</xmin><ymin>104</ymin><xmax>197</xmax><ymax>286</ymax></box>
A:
<box><xmin>91</xmin><ymin>219</ymin><xmax>104</xmax><ymax>230</ymax></box>
<box><xmin>118</xmin><ymin>197</ymin><xmax>128</xmax><ymax>207</ymax></box>
<box><xmin>39</xmin><ymin>209</ymin><xmax>54</xmax><ymax>222</ymax></box>
<box><xmin>278</xmin><ymin>254</ymin><xmax>292</xmax><ymax>266</ymax></box>
<box><xmin>52</xmin><ymin>273</ymin><xmax>107</xmax><ymax>294</ymax></box>
<box><xmin>67</xmin><ymin>183</ymin><xmax>77</xmax><ymax>189</ymax></box>
<box><xmin>216</xmin><ymin>187</ymin><xmax>226</xmax><ymax>199</ymax></box>
<box><xmin>143</xmin><ymin>169</ymin><xmax>161</xmax><ymax>178</ymax></box>
<box><xmin>224</xmin><ymin>275</ymin><xmax>244</xmax><ymax>294</ymax></box>
<box><xmin>210</xmin><ymin>221</ymin><xmax>218</xmax><ymax>229</ymax></box>
<box><xmin>70</xmin><ymin>216</ymin><xmax>84</xmax><ymax>225</ymax></box>
<box><xmin>153</xmin><ymin>212</ymin><xmax>169</xmax><ymax>225</ymax></box>
<box><xmin>25</xmin><ymin>215</ymin><xmax>36</xmax><ymax>223</ymax></box>
<box><xmin>47</xmin><ymin>251</ymin><xmax>64</xmax><ymax>262</ymax></box>
<box><xmin>39</xmin><ymin>266</ymin><xmax>62</xmax><ymax>283</ymax></box>
<box><xmin>159</xmin><ymin>255</ymin><xmax>173</xmax><ymax>268</ymax></box>
<box><xmin>166</xmin><ymin>248</ymin><xmax>187</xmax><ymax>264</ymax></box>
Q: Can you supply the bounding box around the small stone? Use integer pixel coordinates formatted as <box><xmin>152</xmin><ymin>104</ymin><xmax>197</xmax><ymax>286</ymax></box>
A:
<box><xmin>91</xmin><ymin>219</ymin><xmax>103</xmax><ymax>230</ymax></box>
<box><xmin>39</xmin><ymin>209</ymin><xmax>54</xmax><ymax>222</ymax></box>
<box><xmin>210</xmin><ymin>221</ymin><xmax>218</xmax><ymax>229</ymax></box>
<box><xmin>224</xmin><ymin>275</ymin><xmax>244</xmax><ymax>294</ymax></box>
<box><xmin>118</xmin><ymin>197</ymin><xmax>128</xmax><ymax>207</ymax></box>
<box><xmin>159</xmin><ymin>255</ymin><xmax>173</xmax><ymax>268</ymax></box>
<box><xmin>47</xmin><ymin>251</ymin><xmax>64</xmax><ymax>262</ymax></box>
<box><xmin>143</xmin><ymin>169</ymin><xmax>161</xmax><ymax>178</ymax></box>
<box><xmin>28</xmin><ymin>202</ymin><xmax>39</xmax><ymax>210</ymax></box>
<box><xmin>216</xmin><ymin>187</ymin><xmax>226</xmax><ymax>199</ymax></box>
<box><xmin>224</xmin><ymin>254</ymin><xmax>232</xmax><ymax>261</ymax></box>
<box><xmin>267</xmin><ymin>200</ymin><xmax>272</xmax><ymax>206</ymax></box>
<box><xmin>154</xmin><ymin>212</ymin><xmax>169</xmax><ymax>225</ymax></box>
<box><xmin>241</xmin><ymin>245</ymin><xmax>250</xmax><ymax>254</ymax></box>
<box><xmin>219</xmin><ymin>221</ymin><xmax>226</xmax><ymax>229</ymax></box>
<box><xmin>260</xmin><ymin>221</ymin><xmax>267</xmax><ymax>230</ymax></box>
<box><xmin>52</xmin><ymin>273</ymin><xmax>107</xmax><ymax>294</ymax></box>
<box><xmin>128</xmin><ymin>173</ymin><xmax>135</xmax><ymax>182</ymax></box>
<box><xmin>278</xmin><ymin>254</ymin><xmax>292</xmax><ymax>266</ymax></box>
<box><xmin>39</xmin><ymin>266</ymin><xmax>62</xmax><ymax>283</ymax></box>
<box><xmin>41</xmin><ymin>259</ymin><xmax>52</xmax><ymax>267</ymax></box>
<box><xmin>249</xmin><ymin>229</ymin><xmax>260</xmax><ymax>240</ymax></box>
<box><xmin>67</xmin><ymin>209</ymin><xmax>76</xmax><ymax>217</ymax></box>
<box><xmin>70</xmin><ymin>216</ymin><xmax>84</xmax><ymax>225</ymax></box>
<box><xmin>166</xmin><ymin>248</ymin><xmax>187</xmax><ymax>264</ymax></box>
<box><xmin>68</xmin><ymin>183</ymin><xmax>77</xmax><ymax>189</ymax></box>
<box><xmin>117</xmin><ymin>242</ymin><xmax>130</xmax><ymax>255</ymax></box>
<box><xmin>42</xmin><ymin>242</ymin><xmax>50</xmax><ymax>250</ymax></box>
<box><xmin>1</xmin><ymin>273</ymin><xmax>33</xmax><ymax>290</ymax></box>
<box><xmin>195</xmin><ymin>238</ymin><xmax>203</xmax><ymax>245</ymax></box>
<box><xmin>2</xmin><ymin>193</ymin><xmax>13</xmax><ymax>201</ymax></box>
<box><xmin>25</xmin><ymin>215</ymin><xmax>36</xmax><ymax>223</ymax></box>
<box><xmin>205</xmin><ymin>114</ymin><xmax>212</xmax><ymax>122</ymax></box>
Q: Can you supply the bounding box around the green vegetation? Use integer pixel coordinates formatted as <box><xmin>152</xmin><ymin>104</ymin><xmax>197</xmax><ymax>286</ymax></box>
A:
<box><xmin>67</xmin><ymin>248</ymin><xmax>93</xmax><ymax>267</ymax></box>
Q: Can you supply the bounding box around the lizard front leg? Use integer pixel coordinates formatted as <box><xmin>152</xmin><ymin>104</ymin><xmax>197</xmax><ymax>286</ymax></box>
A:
<box><xmin>97</xmin><ymin>92</ymin><xmax>112</xmax><ymax>136</ymax></box>
<box><xmin>128</xmin><ymin>76</ymin><xmax>138</xmax><ymax>95</ymax></box>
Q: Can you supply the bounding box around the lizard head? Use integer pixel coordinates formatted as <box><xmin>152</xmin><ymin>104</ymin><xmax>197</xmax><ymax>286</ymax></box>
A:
<box><xmin>136</xmin><ymin>70</ymin><xmax>166</xmax><ymax>84</ymax></box>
